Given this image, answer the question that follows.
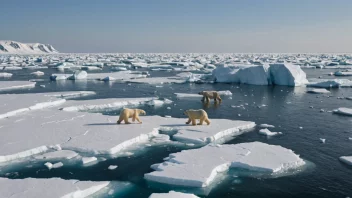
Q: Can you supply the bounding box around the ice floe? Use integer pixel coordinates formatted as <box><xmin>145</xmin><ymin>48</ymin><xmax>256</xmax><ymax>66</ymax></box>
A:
<box><xmin>259</xmin><ymin>128</ymin><xmax>282</xmax><ymax>136</ymax></box>
<box><xmin>50</xmin><ymin>71</ymin><xmax>147</xmax><ymax>81</ymax></box>
<box><xmin>307</xmin><ymin>79</ymin><xmax>352</xmax><ymax>88</ymax></box>
<box><xmin>259</xmin><ymin>124</ymin><xmax>275</xmax><ymax>128</ymax></box>
<box><xmin>0</xmin><ymin>81</ymin><xmax>36</xmax><ymax>91</ymax></box>
<box><xmin>34</xmin><ymin>150</ymin><xmax>79</xmax><ymax>160</ymax></box>
<box><xmin>0</xmin><ymin>177</ymin><xmax>108</xmax><ymax>198</ymax></box>
<box><xmin>0</xmin><ymin>72</ymin><xmax>12</xmax><ymax>77</ymax></box>
<box><xmin>149</xmin><ymin>191</ymin><xmax>199</xmax><ymax>198</ymax></box>
<box><xmin>306</xmin><ymin>88</ymin><xmax>330</xmax><ymax>94</ymax></box>
<box><xmin>333</xmin><ymin>108</ymin><xmax>352</xmax><ymax>116</ymax></box>
<box><xmin>0</xmin><ymin>110</ymin><xmax>254</xmax><ymax>163</ymax></box>
<box><xmin>339</xmin><ymin>156</ymin><xmax>352</xmax><ymax>166</ymax></box>
<box><xmin>145</xmin><ymin>142</ymin><xmax>305</xmax><ymax>187</ymax></box>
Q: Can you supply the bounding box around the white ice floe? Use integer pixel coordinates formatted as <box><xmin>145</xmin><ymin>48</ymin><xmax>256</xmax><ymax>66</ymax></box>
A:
<box><xmin>319</xmin><ymin>138</ymin><xmax>326</xmax><ymax>143</ymax></box>
<box><xmin>60</xmin><ymin>97</ymin><xmax>163</xmax><ymax>112</ymax></box>
<box><xmin>339</xmin><ymin>156</ymin><xmax>352</xmax><ymax>166</ymax></box>
<box><xmin>0</xmin><ymin>110</ymin><xmax>254</xmax><ymax>163</ymax></box>
<box><xmin>0</xmin><ymin>177</ymin><xmax>108</xmax><ymax>198</ymax></box>
<box><xmin>175</xmin><ymin>90</ymin><xmax>232</xmax><ymax>98</ymax></box>
<box><xmin>212</xmin><ymin>63</ymin><xmax>308</xmax><ymax>86</ymax></box>
<box><xmin>334</xmin><ymin>71</ymin><xmax>352</xmax><ymax>76</ymax></box>
<box><xmin>2</xmin><ymin>66</ymin><xmax>22</xmax><ymax>70</ymax></box>
<box><xmin>149</xmin><ymin>191</ymin><xmax>199</xmax><ymax>198</ymax></box>
<box><xmin>44</xmin><ymin>162</ymin><xmax>53</xmax><ymax>169</ymax></box>
<box><xmin>50</xmin><ymin>71</ymin><xmax>147</xmax><ymax>81</ymax></box>
<box><xmin>108</xmin><ymin>165</ymin><xmax>118</xmax><ymax>170</ymax></box>
<box><xmin>145</xmin><ymin>142</ymin><xmax>305</xmax><ymax>188</ymax></box>
<box><xmin>52</xmin><ymin>162</ymin><xmax>64</xmax><ymax>168</ymax></box>
<box><xmin>259</xmin><ymin>124</ymin><xmax>275</xmax><ymax>128</ymax></box>
<box><xmin>30</xmin><ymin>71</ymin><xmax>44</xmax><ymax>76</ymax></box>
<box><xmin>0</xmin><ymin>91</ymin><xmax>94</xmax><ymax>120</ymax></box>
<box><xmin>333</xmin><ymin>108</ymin><xmax>352</xmax><ymax>116</ymax></box>
<box><xmin>259</xmin><ymin>128</ymin><xmax>282</xmax><ymax>136</ymax></box>
<box><xmin>306</xmin><ymin>88</ymin><xmax>330</xmax><ymax>94</ymax></box>
<box><xmin>82</xmin><ymin>157</ymin><xmax>97</xmax><ymax>164</ymax></box>
<box><xmin>0</xmin><ymin>72</ymin><xmax>12</xmax><ymax>77</ymax></box>
<box><xmin>68</xmin><ymin>71</ymin><xmax>88</xmax><ymax>80</ymax></box>
<box><xmin>34</xmin><ymin>150</ymin><xmax>79</xmax><ymax>160</ymax></box>
<box><xmin>306</xmin><ymin>79</ymin><xmax>352</xmax><ymax>88</ymax></box>
<box><xmin>0</xmin><ymin>81</ymin><xmax>36</xmax><ymax>91</ymax></box>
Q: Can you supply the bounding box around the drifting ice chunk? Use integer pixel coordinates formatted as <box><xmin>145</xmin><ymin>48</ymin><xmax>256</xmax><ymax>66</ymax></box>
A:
<box><xmin>145</xmin><ymin>142</ymin><xmax>305</xmax><ymax>188</ymax></box>
<box><xmin>259</xmin><ymin>128</ymin><xmax>282</xmax><ymax>136</ymax></box>
<box><xmin>339</xmin><ymin>156</ymin><xmax>352</xmax><ymax>166</ymax></box>
<box><xmin>334</xmin><ymin>71</ymin><xmax>352</xmax><ymax>76</ymax></box>
<box><xmin>306</xmin><ymin>79</ymin><xmax>352</xmax><ymax>88</ymax></box>
<box><xmin>0</xmin><ymin>72</ymin><xmax>12</xmax><ymax>77</ymax></box>
<box><xmin>68</xmin><ymin>71</ymin><xmax>88</xmax><ymax>80</ymax></box>
<box><xmin>52</xmin><ymin>162</ymin><xmax>64</xmax><ymax>168</ymax></box>
<box><xmin>333</xmin><ymin>108</ymin><xmax>352</xmax><ymax>116</ymax></box>
<box><xmin>30</xmin><ymin>71</ymin><xmax>44</xmax><ymax>76</ymax></box>
<box><xmin>149</xmin><ymin>191</ymin><xmax>199</xmax><ymax>198</ymax></box>
<box><xmin>306</xmin><ymin>88</ymin><xmax>330</xmax><ymax>94</ymax></box>
<box><xmin>0</xmin><ymin>177</ymin><xmax>109</xmax><ymax>198</ymax></box>
<box><xmin>82</xmin><ymin>157</ymin><xmax>97</xmax><ymax>164</ymax></box>
<box><xmin>108</xmin><ymin>165</ymin><xmax>118</xmax><ymax>170</ymax></box>
<box><xmin>0</xmin><ymin>81</ymin><xmax>36</xmax><ymax>91</ymax></box>
<box><xmin>259</xmin><ymin>124</ymin><xmax>275</xmax><ymax>128</ymax></box>
<box><xmin>34</xmin><ymin>150</ymin><xmax>79</xmax><ymax>160</ymax></box>
<box><xmin>44</xmin><ymin>162</ymin><xmax>53</xmax><ymax>169</ymax></box>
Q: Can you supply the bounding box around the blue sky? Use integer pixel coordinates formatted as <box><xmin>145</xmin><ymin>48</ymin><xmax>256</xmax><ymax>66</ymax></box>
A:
<box><xmin>1</xmin><ymin>0</ymin><xmax>351</xmax><ymax>53</ymax></box>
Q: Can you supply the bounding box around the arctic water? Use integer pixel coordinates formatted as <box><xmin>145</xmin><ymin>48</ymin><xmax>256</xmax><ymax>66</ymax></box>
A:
<box><xmin>1</xmin><ymin>68</ymin><xmax>352</xmax><ymax>198</ymax></box>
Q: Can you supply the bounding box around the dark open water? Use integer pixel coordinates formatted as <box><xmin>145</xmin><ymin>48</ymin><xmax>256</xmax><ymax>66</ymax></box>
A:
<box><xmin>0</xmin><ymin>67</ymin><xmax>352</xmax><ymax>198</ymax></box>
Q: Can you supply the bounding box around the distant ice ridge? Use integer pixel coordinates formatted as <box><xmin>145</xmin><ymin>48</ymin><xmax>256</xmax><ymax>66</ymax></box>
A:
<box><xmin>212</xmin><ymin>63</ymin><xmax>308</xmax><ymax>86</ymax></box>
<box><xmin>149</xmin><ymin>191</ymin><xmax>199</xmax><ymax>198</ymax></box>
<box><xmin>145</xmin><ymin>142</ymin><xmax>305</xmax><ymax>188</ymax></box>
<box><xmin>0</xmin><ymin>40</ymin><xmax>58</xmax><ymax>54</ymax></box>
<box><xmin>0</xmin><ymin>177</ymin><xmax>108</xmax><ymax>198</ymax></box>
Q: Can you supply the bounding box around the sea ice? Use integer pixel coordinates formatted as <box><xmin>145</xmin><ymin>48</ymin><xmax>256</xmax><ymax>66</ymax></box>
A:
<box><xmin>0</xmin><ymin>72</ymin><xmax>12</xmax><ymax>77</ymax></box>
<box><xmin>52</xmin><ymin>162</ymin><xmax>64</xmax><ymax>168</ymax></box>
<box><xmin>82</xmin><ymin>157</ymin><xmax>97</xmax><ymax>164</ymax></box>
<box><xmin>30</xmin><ymin>71</ymin><xmax>44</xmax><ymax>76</ymax></box>
<box><xmin>339</xmin><ymin>156</ymin><xmax>352</xmax><ymax>166</ymax></box>
<box><xmin>145</xmin><ymin>142</ymin><xmax>305</xmax><ymax>187</ymax></box>
<box><xmin>259</xmin><ymin>128</ymin><xmax>282</xmax><ymax>136</ymax></box>
<box><xmin>0</xmin><ymin>81</ymin><xmax>36</xmax><ymax>91</ymax></box>
<box><xmin>0</xmin><ymin>177</ymin><xmax>108</xmax><ymax>198</ymax></box>
<box><xmin>149</xmin><ymin>191</ymin><xmax>199</xmax><ymax>198</ymax></box>
<box><xmin>306</xmin><ymin>88</ymin><xmax>330</xmax><ymax>94</ymax></box>
<box><xmin>333</xmin><ymin>108</ymin><xmax>352</xmax><ymax>116</ymax></box>
<box><xmin>108</xmin><ymin>165</ymin><xmax>118</xmax><ymax>170</ymax></box>
<box><xmin>259</xmin><ymin>124</ymin><xmax>275</xmax><ymax>128</ymax></box>
<box><xmin>34</xmin><ymin>150</ymin><xmax>79</xmax><ymax>160</ymax></box>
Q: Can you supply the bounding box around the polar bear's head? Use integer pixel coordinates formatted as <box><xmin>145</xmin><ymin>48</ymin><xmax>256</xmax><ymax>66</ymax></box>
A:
<box><xmin>138</xmin><ymin>109</ymin><xmax>146</xmax><ymax>115</ymax></box>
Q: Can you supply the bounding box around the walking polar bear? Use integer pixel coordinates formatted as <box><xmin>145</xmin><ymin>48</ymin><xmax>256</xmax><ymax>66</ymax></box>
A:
<box><xmin>198</xmin><ymin>91</ymin><xmax>222</xmax><ymax>103</ymax></box>
<box><xmin>184</xmin><ymin>109</ymin><xmax>210</xmax><ymax>126</ymax></box>
<box><xmin>117</xmin><ymin>108</ymin><xmax>146</xmax><ymax>124</ymax></box>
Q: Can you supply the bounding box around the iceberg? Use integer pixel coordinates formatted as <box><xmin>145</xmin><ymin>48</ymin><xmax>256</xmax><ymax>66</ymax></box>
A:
<box><xmin>145</xmin><ymin>142</ymin><xmax>305</xmax><ymax>188</ymax></box>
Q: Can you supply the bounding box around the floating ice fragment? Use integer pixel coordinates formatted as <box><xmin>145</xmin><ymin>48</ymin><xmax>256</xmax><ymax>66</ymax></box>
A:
<box><xmin>82</xmin><ymin>157</ymin><xmax>97</xmax><ymax>164</ymax></box>
<box><xmin>259</xmin><ymin>124</ymin><xmax>275</xmax><ymax>128</ymax></box>
<box><xmin>44</xmin><ymin>162</ymin><xmax>53</xmax><ymax>170</ymax></box>
<box><xmin>259</xmin><ymin>128</ymin><xmax>282</xmax><ymax>136</ymax></box>
<box><xmin>108</xmin><ymin>165</ymin><xmax>118</xmax><ymax>170</ymax></box>
<box><xmin>320</xmin><ymin>138</ymin><xmax>326</xmax><ymax>143</ymax></box>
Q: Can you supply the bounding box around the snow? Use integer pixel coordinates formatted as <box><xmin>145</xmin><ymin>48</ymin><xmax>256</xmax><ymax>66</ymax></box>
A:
<box><xmin>339</xmin><ymin>156</ymin><xmax>352</xmax><ymax>166</ymax></box>
<box><xmin>50</xmin><ymin>71</ymin><xmax>147</xmax><ymax>81</ymax></box>
<box><xmin>259</xmin><ymin>128</ymin><xmax>282</xmax><ymax>136</ymax></box>
<box><xmin>0</xmin><ymin>109</ymin><xmax>254</xmax><ymax>163</ymax></box>
<box><xmin>0</xmin><ymin>72</ymin><xmax>12</xmax><ymax>77</ymax></box>
<box><xmin>333</xmin><ymin>108</ymin><xmax>352</xmax><ymax>116</ymax></box>
<box><xmin>175</xmin><ymin>90</ymin><xmax>232</xmax><ymax>98</ymax></box>
<box><xmin>149</xmin><ymin>191</ymin><xmax>199</xmax><ymax>198</ymax></box>
<box><xmin>306</xmin><ymin>88</ymin><xmax>330</xmax><ymax>94</ymax></box>
<box><xmin>212</xmin><ymin>63</ymin><xmax>308</xmax><ymax>86</ymax></box>
<box><xmin>259</xmin><ymin>124</ymin><xmax>275</xmax><ymax>128</ymax></box>
<box><xmin>0</xmin><ymin>40</ymin><xmax>58</xmax><ymax>54</ymax></box>
<box><xmin>145</xmin><ymin>142</ymin><xmax>305</xmax><ymax>188</ymax></box>
<box><xmin>34</xmin><ymin>150</ymin><xmax>79</xmax><ymax>160</ymax></box>
<box><xmin>31</xmin><ymin>71</ymin><xmax>44</xmax><ymax>76</ymax></box>
<box><xmin>0</xmin><ymin>178</ymin><xmax>108</xmax><ymax>198</ymax></box>
<box><xmin>59</xmin><ymin>97</ymin><xmax>162</xmax><ymax>112</ymax></box>
<box><xmin>0</xmin><ymin>81</ymin><xmax>36</xmax><ymax>91</ymax></box>
<box><xmin>82</xmin><ymin>157</ymin><xmax>97</xmax><ymax>164</ymax></box>
<box><xmin>0</xmin><ymin>91</ymin><xmax>94</xmax><ymax>120</ymax></box>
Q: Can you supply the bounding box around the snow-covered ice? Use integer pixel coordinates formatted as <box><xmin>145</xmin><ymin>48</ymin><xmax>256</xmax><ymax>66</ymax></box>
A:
<box><xmin>0</xmin><ymin>72</ymin><xmax>12</xmax><ymax>77</ymax></box>
<box><xmin>333</xmin><ymin>108</ymin><xmax>352</xmax><ymax>116</ymax></box>
<box><xmin>0</xmin><ymin>81</ymin><xmax>36</xmax><ymax>91</ymax></box>
<box><xmin>0</xmin><ymin>109</ymin><xmax>254</xmax><ymax>163</ymax></box>
<box><xmin>50</xmin><ymin>71</ymin><xmax>147</xmax><ymax>81</ymax></box>
<box><xmin>82</xmin><ymin>157</ymin><xmax>97</xmax><ymax>164</ymax></box>
<box><xmin>339</xmin><ymin>156</ymin><xmax>352</xmax><ymax>166</ymax></box>
<box><xmin>259</xmin><ymin>128</ymin><xmax>282</xmax><ymax>136</ymax></box>
<box><xmin>149</xmin><ymin>191</ymin><xmax>199</xmax><ymax>198</ymax></box>
<box><xmin>0</xmin><ymin>177</ymin><xmax>108</xmax><ymax>198</ymax></box>
<box><xmin>145</xmin><ymin>142</ymin><xmax>305</xmax><ymax>187</ymax></box>
<box><xmin>306</xmin><ymin>88</ymin><xmax>330</xmax><ymax>94</ymax></box>
<box><xmin>34</xmin><ymin>150</ymin><xmax>79</xmax><ymax>160</ymax></box>
<box><xmin>259</xmin><ymin>124</ymin><xmax>275</xmax><ymax>128</ymax></box>
<box><xmin>108</xmin><ymin>165</ymin><xmax>118</xmax><ymax>170</ymax></box>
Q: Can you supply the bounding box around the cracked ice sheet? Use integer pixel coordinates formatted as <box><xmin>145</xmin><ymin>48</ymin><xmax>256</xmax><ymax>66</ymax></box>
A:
<box><xmin>59</xmin><ymin>97</ymin><xmax>158</xmax><ymax>112</ymax></box>
<box><xmin>0</xmin><ymin>177</ymin><xmax>109</xmax><ymax>198</ymax></box>
<box><xmin>0</xmin><ymin>81</ymin><xmax>36</xmax><ymax>91</ymax></box>
<box><xmin>0</xmin><ymin>91</ymin><xmax>96</xmax><ymax>120</ymax></box>
<box><xmin>145</xmin><ymin>142</ymin><xmax>305</xmax><ymax>188</ymax></box>
<box><xmin>0</xmin><ymin>110</ymin><xmax>254</xmax><ymax>163</ymax></box>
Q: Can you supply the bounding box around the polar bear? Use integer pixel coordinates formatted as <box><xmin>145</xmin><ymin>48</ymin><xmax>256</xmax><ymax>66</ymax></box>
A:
<box><xmin>198</xmin><ymin>91</ymin><xmax>222</xmax><ymax>103</ymax></box>
<box><xmin>184</xmin><ymin>109</ymin><xmax>210</xmax><ymax>126</ymax></box>
<box><xmin>117</xmin><ymin>108</ymin><xmax>146</xmax><ymax>124</ymax></box>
